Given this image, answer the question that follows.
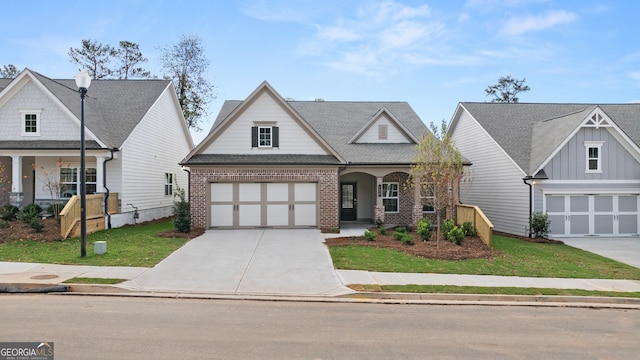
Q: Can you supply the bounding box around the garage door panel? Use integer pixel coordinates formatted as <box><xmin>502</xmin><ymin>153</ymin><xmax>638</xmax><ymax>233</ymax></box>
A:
<box><xmin>239</xmin><ymin>204</ymin><xmax>261</xmax><ymax>226</ymax></box>
<box><xmin>211</xmin><ymin>204</ymin><xmax>234</xmax><ymax>227</ymax></box>
<box><xmin>267</xmin><ymin>183</ymin><xmax>289</xmax><ymax>202</ymax></box>
<box><xmin>594</xmin><ymin>215</ymin><xmax>614</xmax><ymax>234</ymax></box>
<box><xmin>294</xmin><ymin>204</ymin><xmax>316</xmax><ymax>226</ymax></box>
<box><xmin>295</xmin><ymin>183</ymin><xmax>316</xmax><ymax>202</ymax></box>
<box><xmin>619</xmin><ymin>215</ymin><xmax>638</xmax><ymax>234</ymax></box>
<box><xmin>570</xmin><ymin>215</ymin><xmax>589</xmax><ymax>235</ymax></box>
<box><xmin>548</xmin><ymin>214</ymin><xmax>565</xmax><ymax>235</ymax></box>
<box><xmin>211</xmin><ymin>183</ymin><xmax>233</xmax><ymax>201</ymax></box>
<box><xmin>239</xmin><ymin>183</ymin><xmax>261</xmax><ymax>202</ymax></box>
<box><xmin>267</xmin><ymin>204</ymin><xmax>289</xmax><ymax>226</ymax></box>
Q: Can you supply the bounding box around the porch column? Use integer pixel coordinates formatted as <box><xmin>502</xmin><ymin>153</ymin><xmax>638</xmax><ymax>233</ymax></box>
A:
<box><xmin>10</xmin><ymin>155</ymin><xmax>24</xmax><ymax>208</ymax></box>
<box><xmin>95</xmin><ymin>156</ymin><xmax>105</xmax><ymax>193</ymax></box>
<box><xmin>375</xmin><ymin>176</ymin><xmax>385</xmax><ymax>224</ymax></box>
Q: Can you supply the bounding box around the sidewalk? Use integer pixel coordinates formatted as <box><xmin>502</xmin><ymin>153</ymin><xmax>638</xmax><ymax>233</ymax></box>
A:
<box><xmin>2</xmin><ymin>261</ymin><xmax>640</xmax><ymax>294</ymax></box>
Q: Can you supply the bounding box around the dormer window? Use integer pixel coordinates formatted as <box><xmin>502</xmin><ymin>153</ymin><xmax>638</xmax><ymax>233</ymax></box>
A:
<box><xmin>252</xmin><ymin>124</ymin><xmax>279</xmax><ymax>148</ymax></box>
<box><xmin>21</xmin><ymin>109</ymin><xmax>42</xmax><ymax>136</ymax></box>
<box><xmin>584</xmin><ymin>141</ymin><xmax>604</xmax><ymax>173</ymax></box>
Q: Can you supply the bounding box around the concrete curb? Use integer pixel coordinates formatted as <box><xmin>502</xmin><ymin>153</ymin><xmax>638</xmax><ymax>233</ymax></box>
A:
<box><xmin>31</xmin><ymin>284</ymin><xmax>639</xmax><ymax>310</ymax></box>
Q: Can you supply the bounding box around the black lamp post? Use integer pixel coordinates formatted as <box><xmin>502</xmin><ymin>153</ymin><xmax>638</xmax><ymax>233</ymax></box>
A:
<box><xmin>75</xmin><ymin>69</ymin><xmax>91</xmax><ymax>257</ymax></box>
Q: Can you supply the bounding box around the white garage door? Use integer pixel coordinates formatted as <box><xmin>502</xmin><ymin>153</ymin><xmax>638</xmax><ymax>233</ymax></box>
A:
<box><xmin>210</xmin><ymin>182</ymin><xmax>317</xmax><ymax>228</ymax></box>
<box><xmin>545</xmin><ymin>194</ymin><xmax>639</xmax><ymax>237</ymax></box>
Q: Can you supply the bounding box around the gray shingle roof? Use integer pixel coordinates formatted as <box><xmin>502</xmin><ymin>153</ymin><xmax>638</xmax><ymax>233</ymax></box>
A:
<box><xmin>460</xmin><ymin>102</ymin><xmax>640</xmax><ymax>174</ymax></box>
<box><xmin>209</xmin><ymin>99</ymin><xmax>429</xmax><ymax>164</ymax></box>
<box><xmin>1</xmin><ymin>70</ymin><xmax>173</xmax><ymax>149</ymax></box>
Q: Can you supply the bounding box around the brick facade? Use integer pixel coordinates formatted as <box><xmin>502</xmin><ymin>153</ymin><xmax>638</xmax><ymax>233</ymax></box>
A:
<box><xmin>190</xmin><ymin>167</ymin><xmax>339</xmax><ymax>231</ymax></box>
<box><xmin>381</xmin><ymin>172</ymin><xmax>413</xmax><ymax>227</ymax></box>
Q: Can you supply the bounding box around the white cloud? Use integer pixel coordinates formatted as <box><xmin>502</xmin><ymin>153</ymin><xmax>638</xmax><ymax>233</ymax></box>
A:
<box><xmin>501</xmin><ymin>10</ymin><xmax>578</xmax><ymax>36</ymax></box>
<box><xmin>629</xmin><ymin>71</ymin><xmax>640</xmax><ymax>81</ymax></box>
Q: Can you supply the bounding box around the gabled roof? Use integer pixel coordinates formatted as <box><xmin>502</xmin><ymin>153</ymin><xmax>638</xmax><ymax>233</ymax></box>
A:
<box><xmin>192</xmin><ymin>85</ymin><xmax>429</xmax><ymax>165</ymax></box>
<box><xmin>0</xmin><ymin>69</ymin><xmax>178</xmax><ymax>149</ymax></box>
<box><xmin>454</xmin><ymin>102</ymin><xmax>640</xmax><ymax>174</ymax></box>
<box><xmin>348</xmin><ymin>107</ymin><xmax>419</xmax><ymax>144</ymax></box>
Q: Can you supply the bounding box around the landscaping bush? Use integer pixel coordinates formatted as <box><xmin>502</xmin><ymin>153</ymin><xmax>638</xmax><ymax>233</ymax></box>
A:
<box><xmin>392</xmin><ymin>231</ymin><xmax>405</xmax><ymax>241</ymax></box>
<box><xmin>441</xmin><ymin>219</ymin><xmax>455</xmax><ymax>240</ymax></box>
<box><xmin>530</xmin><ymin>211</ymin><xmax>550</xmax><ymax>238</ymax></box>
<box><xmin>364</xmin><ymin>230</ymin><xmax>377</xmax><ymax>241</ymax></box>
<box><xmin>395</xmin><ymin>226</ymin><xmax>407</xmax><ymax>233</ymax></box>
<box><xmin>447</xmin><ymin>226</ymin><xmax>465</xmax><ymax>245</ymax></box>
<box><xmin>47</xmin><ymin>203</ymin><xmax>65</xmax><ymax>218</ymax></box>
<box><xmin>378</xmin><ymin>227</ymin><xmax>387</xmax><ymax>235</ymax></box>
<box><xmin>462</xmin><ymin>221</ymin><xmax>477</xmax><ymax>236</ymax></box>
<box><xmin>172</xmin><ymin>185</ymin><xmax>191</xmax><ymax>233</ymax></box>
<box><xmin>0</xmin><ymin>204</ymin><xmax>19</xmax><ymax>221</ymax></box>
<box><xmin>416</xmin><ymin>217</ymin><xmax>432</xmax><ymax>241</ymax></box>
<box><xmin>0</xmin><ymin>221</ymin><xmax>9</xmax><ymax>229</ymax></box>
<box><xmin>29</xmin><ymin>217</ymin><xmax>44</xmax><ymax>232</ymax></box>
<box><xmin>19</xmin><ymin>203</ymin><xmax>42</xmax><ymax>222</ymax></box>
<box><xmin>399</xmin><ymin>233</ymin><xmax>414</xmax><ymax>245</ymax></box>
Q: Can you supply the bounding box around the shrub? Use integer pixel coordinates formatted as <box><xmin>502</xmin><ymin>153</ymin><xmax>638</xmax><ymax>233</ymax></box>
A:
<box><xmin>378</xmin><ymin>227</ymin><xmax>387</xmax><ymax>235</ymax></box>
<box><xmin>416</xmin><ymin>217</ymin><xmax>432</xmax><ymax>241</ymax></box>
<box><xmin>530</xmin><ymin>211</ymin><xmax>550</xmax><ymax>238</ymax></box>
<box><xmin>0</xmin><ymin>221</ymin><xmax>9</xmax><ymax>229</ymax></box>
<box><xmin>395</xmin><ymin>226</ymin><xmax>407</xmax><ymax>233</ymax></box>
<box><xmin>448</xmin><ymin>226</ymin><xmax>465</xmax><ymax>245</ymax></box>
<box><xmin>172</xmin><ymin>185</ymin><xmax>191</xmax><ymax>233</ymax></box>
<box><xmin>400</xmin><ymin>233</ymin><xmax>414</xmax><ymax>245</ymax></box>
<box><xmin>392</xmin><ymin>231</ymin><xmax>404</xmax><ymax>241</ymax></box>
<box><xmin>19</xmin><ymin>203</ymin><xmax>42</xmax><ymax>222</ymax></box>
<box><xmin>47</xmin><ymin>203</ymin><xmax>65</xmax><ymax>218</ymax></box>
<box><xmin>29</xmin><ymin>217</ymin><xmax>44</xmax><ymax>232</ymax></box>
<box><xmin>441</xmin><ymin>219</ymin><xmax>455</xmax><ymax>240</ymax></box>
<box><xmin>364</xmin><ymin>230</ymin><xmax>377</xmax><ymax>241</ymax></box>
<box><xmin>462</xmin><ymin>221</ymin><xmax>477</xmax><ymax>236</ymax></box>
<box><xmin>0</xmin><ymin>204</ymin><xmax>19</xmax><ymax>221</ymax></box>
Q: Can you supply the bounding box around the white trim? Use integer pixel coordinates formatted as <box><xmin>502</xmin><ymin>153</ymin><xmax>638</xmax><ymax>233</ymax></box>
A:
<box><xmin>20</xmin><ymin>109</ymin><xmax>42</xmax><ymax>136</ymax></box>
<box><xmin>543</xmin><ymin>189</ymin><xmax>640</xmax><ymax>195</ymax></box>
<box><xmin>584</xmin><ymin>140</ymin><xmax>604</xmax><ymax>173</ymax></box>
<box><xmin>382</xmin><ymin>182</ymin><xmax>400</xmax><ymax>213</ymax></box>
<box><xmin>539</xmin><ymin>179</ymin><xmax>640</xmax><ymax>185</ymax></box>
<box><xmin>258</xmin><ymin>126</ymin><xmax>272</xmax><ymax>148</ymax></box>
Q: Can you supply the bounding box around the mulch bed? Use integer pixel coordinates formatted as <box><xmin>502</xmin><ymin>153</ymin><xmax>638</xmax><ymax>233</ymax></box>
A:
<box><xmin>325</xmin><ymin>228</ymin><xmax>502</xmax><ymax>260</ymax></box>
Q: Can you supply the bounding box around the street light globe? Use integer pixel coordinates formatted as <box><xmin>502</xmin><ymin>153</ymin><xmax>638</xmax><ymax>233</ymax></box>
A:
<box><xmin>75</xmin><ymin>69</ymin><xmax>91</xmax><ymax>90</ymax></box>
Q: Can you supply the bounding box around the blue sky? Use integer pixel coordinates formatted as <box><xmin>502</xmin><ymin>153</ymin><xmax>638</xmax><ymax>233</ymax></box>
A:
<box><xmin>2</xmin><ymin>0</ymin><xmax>638</xmax><ymax>143</ymax></box>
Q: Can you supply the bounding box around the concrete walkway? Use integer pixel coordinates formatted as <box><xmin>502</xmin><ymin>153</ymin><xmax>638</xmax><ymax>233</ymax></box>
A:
<box><xmin>1</xmin><ymin>228</ymin><xmax>639</xmax><ymax>296</ymax></box>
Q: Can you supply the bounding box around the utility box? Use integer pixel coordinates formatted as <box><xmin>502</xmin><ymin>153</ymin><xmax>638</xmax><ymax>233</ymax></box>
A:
<box><xmin>94</xmin><ymin>241</ymin><xmax>107</xmax><ymax>255</ymax></box>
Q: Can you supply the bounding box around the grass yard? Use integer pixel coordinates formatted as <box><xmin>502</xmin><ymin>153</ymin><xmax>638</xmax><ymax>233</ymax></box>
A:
<box><xmin>0</xmin><ymin>220</ymin><xmax>189</xmax><ymax>267</ymax></box>
<box><xmin>349</xmin><ymin>284</ymin><xmax>640</xmax><ymax>298</ymax></box>
<box><xmin>328</xmin><ymin>234</ymin><xmax>640</xmax><ymax>280</ymax></box>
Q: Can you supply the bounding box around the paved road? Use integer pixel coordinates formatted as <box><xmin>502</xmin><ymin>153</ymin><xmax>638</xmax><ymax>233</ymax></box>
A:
<box><xmin>2</xmin><ymin>295</ymin><xmax>638</xmax><ymax>359</ymax></box>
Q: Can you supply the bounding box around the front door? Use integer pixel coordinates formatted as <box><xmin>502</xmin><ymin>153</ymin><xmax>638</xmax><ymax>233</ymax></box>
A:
<box><xmin>340</xmin><ymin>183</ymin><xmax>357</xmax><ymax>221</ymax></box>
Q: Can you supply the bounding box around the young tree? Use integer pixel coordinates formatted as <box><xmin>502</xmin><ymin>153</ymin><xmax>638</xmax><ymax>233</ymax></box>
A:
<box><xmin>485</xmin><ymin>75</ymin><xmax>530</xmax><ymax>103</ymax></box>
<box><xmin>114</xmin><ymin>41</ymin><xmax>151</xmax><ymax>79</ymax></box>
<box><xmin>159</xmin><ymin>34</ymin><xmax>215</xmax><ymax>130</ymax></box>
<box><xmin>68</xmin><ymin>39</ymin><xmax>116</xmax><ymax>79</ymax></box>
<box><xmin>33</xmin><ymin>159</ymin><xmax>70</xmax><ymax>219</ymax></box>
<box><xmin>0</xmin><ymin>64</ymin><xmax>19</xmax><ymax>78</ymax></box>
<box><xmin>409</xmin><ymin>120</ymin><xmax>464</xmax><ymax>248</ymax></box>
<box><xmin>0</xmin><ymin>157</ymin><xmax>9</xmax><ymax>205</ymax></box>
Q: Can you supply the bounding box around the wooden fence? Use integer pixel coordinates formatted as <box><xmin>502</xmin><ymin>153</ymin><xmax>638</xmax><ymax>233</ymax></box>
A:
<box><xmin>59</xmin><ymin>194</ymin><xmax>106</xmax><ymax>239</ymax></box>
<box><xmin>456</xmin><ymin>204</ymin><xmax>493</xmax><ymax>247</ymax></box>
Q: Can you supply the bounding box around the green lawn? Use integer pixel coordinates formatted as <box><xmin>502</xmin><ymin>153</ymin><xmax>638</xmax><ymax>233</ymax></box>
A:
<box><xmin>350</xmin><ymin>284</ymin><xmax>640</xmax><ymax>298</ymax></box>
<box><xmin>0</xmin><ymin>220</ymin><xmax>188</xmax><ymax>267</ymax></box>
<box><xmin>328</xmin><ymin>234</ymin><xmax>640</xmax><ymax>280</ymax></box>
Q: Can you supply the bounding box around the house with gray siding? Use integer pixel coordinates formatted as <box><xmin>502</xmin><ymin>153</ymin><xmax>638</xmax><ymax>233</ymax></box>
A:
<box><xmin>181</xmin><ymin>81</ymin><xmax>431</xmax><ymax>231</ymax></box>
<box><xmin>0</xmin><ymin>69</ymin><xmax>193</xmax><ymax>227</ymax></box>
<box><xmin>448</xmin><ymin>102</ymin><xmax>640</xmax><ymax>238</ymax></box>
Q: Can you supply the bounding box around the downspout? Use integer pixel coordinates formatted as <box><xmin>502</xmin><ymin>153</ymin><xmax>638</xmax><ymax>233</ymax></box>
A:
<box><xmin>103</xmin><ymin>148</ymin><xmax>119</xmax><ymax>229</ymax></box>
<box><xmin>522</xmin><ymin>176</ymin><xmax>533</xmax><ymax>238</ymax></box>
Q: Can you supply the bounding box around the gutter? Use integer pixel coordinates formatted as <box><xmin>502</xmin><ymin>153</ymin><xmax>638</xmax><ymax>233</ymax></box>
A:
<box><xmin>103</xmin><ymin>148</ymin><xmax>119</xmax><ymax>229</ymax></box>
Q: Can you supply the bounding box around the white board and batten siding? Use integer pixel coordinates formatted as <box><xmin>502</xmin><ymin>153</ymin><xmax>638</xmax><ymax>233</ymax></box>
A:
<box><xmin>202</xmin><ymin>91</ymin><xmax>328</xmax><ymax>155</ymax></box>
<box><xmin>450</xmin><ymin>109</ymin><xmax>530</xmax><ymax>236</ymax></box>
<box><xmin>119</xmin><ymin>87</ymin><xmax>192</xmax><ymax>214</ymax></box>
<box><xmin>355</xmin><ymin>113</ymin><xmax>413</xmax><ymax>143</ymax></box>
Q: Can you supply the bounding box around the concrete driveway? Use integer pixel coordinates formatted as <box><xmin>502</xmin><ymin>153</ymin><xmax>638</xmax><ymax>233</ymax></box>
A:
<box><xmin>559</xmin><ymin>237</ymin><xmax>640</xmax><ymax>269</ymax></box>
<box><xmin>121</xmin><ymin>229</ymin><xmax>352</xmax><ymax>296</ymax></box>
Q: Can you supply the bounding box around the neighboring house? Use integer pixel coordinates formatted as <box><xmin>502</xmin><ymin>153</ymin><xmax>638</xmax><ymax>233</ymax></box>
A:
<box><xmin>448</xmin><ymin>102</ymin><xmax>640</xmax><ymax>238</ymax></box>
<box><xmin>0</xmin><ymin>69</ymin><xmax>193</xmax><ymax>227</ymax></box>
<box><xmin>181</xmin><ymin>81</ymin><xmax>431</xmax><ymax>230</ymax></box>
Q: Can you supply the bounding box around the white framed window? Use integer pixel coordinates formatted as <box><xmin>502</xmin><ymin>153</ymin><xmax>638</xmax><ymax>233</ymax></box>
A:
<box><xmin>584</xmin><ymin>141</ymin><xmax>604</xmax><ymax>173</ymax></box>
<box><xmin>382</xmin><ymin>182</ymin><xmax>399</xmax><ymax>213</ymax></box>
<box><xmin>20</xmin><ymin>109</ymin><xmax>42</xmax><ymax>136</ymax></box>
<box><xmin>420</xmin><ymin>184</ymin><xmax>435</xmax><ymax>213</ymax></box>
<box><xmin>165</xmin><ymin>173</ymin><xmax>174</xmax><ymax>196</ymax></box>
<box><xmin>60</xmin><ymin>168</ymin><xmax>97</xmax><ymax>198</ymax></box>
<box><xmin>259</xmin><ymin>126</ymin><xmax>272</xmax><ymax>147</ymax></box>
